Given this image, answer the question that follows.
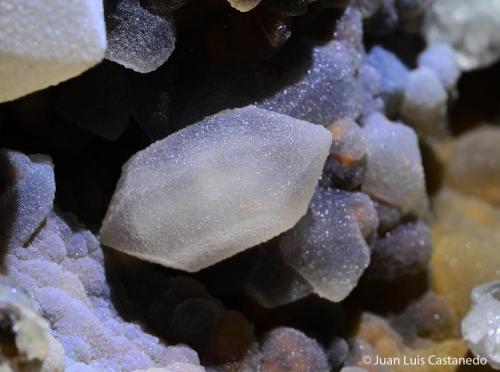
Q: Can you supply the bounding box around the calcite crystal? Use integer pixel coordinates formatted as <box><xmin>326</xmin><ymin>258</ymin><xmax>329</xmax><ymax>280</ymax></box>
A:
<box><xmin>462</xmin><ymin>281</ymin><xmax>500</xmax><ymax>370</ymax></box>
<box><xmin>424</xmin><ymin>0</ymin><xmax>500</xmax><ymax>70</ymax></box>
<box><xmin>0</xmin><ymin>0</ymin><xmax>106</xmax><ymax>102</ymax></box>
<box><xmin>362</xmin><ymin>113</ymin><xmax>427</xmax><ymax>217</ymax></box>
<box><xmin>101</xmin><ymin>106</ymin><xmax>331</xmax><ymax>272</ymax></box>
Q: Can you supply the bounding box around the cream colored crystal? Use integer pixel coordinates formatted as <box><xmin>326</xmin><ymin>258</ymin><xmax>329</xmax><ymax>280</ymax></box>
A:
<box><xmin>0</xmin><ymin>0</ymin><xmax>106</xmax><ymax>102</ymax></box>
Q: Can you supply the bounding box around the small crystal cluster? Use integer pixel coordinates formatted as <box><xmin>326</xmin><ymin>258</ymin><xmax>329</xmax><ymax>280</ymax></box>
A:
<box><xmin>462</xmin><ymin>281</ymin><xmax>500</xmax><ymax>369</ymax></box>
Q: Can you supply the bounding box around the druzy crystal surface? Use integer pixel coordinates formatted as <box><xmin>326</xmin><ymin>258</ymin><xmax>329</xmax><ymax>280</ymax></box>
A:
<box><xmin>1</xmin><ymin>0</ymin><xmax>499</xmax><ymax>370</ymax></box>
<box><xmin>101</xmin><ymin>106</ymin><xmax>331</xmax><ymax>271</ymax></box>
<box><xmin>0</xmin><ymin>0</ymin><xmax>106</xmax><ymax>102</ymax></box>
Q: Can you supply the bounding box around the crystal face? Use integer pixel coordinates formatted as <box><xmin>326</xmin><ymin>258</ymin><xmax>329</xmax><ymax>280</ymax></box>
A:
<box><xmin>100</xmin><ymin>106</ymin><xmax>331</xmax><ymax>271</ymax></box>
<box><xmin>2</xmin><ymin>0</ymin><xmax>500</xmax><ymax>369</ymax></box>
<box><xmin>0</xmin><ymin>0</ymin><xmax>106</xmax><ymax>102</ymax></box>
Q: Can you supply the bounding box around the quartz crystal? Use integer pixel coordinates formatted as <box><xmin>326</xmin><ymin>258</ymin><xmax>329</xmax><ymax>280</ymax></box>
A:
<box><xmin>0</xmin><ymin>0</ymin><xmax>106</xmax><ymax>102</ymax></box>
<box><xmin>100</xmin><ymin>106</ymin><xmax>331</xmax><ymax>272</ymax></box>
<box><xmin>462</xmin><ymin>281</ymin><xmax>500</xmax><ymax>369</ymax></box>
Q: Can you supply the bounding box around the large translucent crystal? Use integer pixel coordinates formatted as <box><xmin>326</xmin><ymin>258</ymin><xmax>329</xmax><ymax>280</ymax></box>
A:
<box><xmin>100</xmin><ymin>106</ymin><xmax>331</xmax><ymax>272</ymax></box>
<box><xmin>362</xmin><ymin>113</ymin><xmax>427</xmax><ymax>217</ymax></box>
<box><xmin>0</xmin><ymin>0</ymin><xmax>106</xmax><ymax>102</ymax></box>
<box><xmin>462</xmin><ymin>281</ymin><xmax>500</xmax><ymax>369</ymax></box>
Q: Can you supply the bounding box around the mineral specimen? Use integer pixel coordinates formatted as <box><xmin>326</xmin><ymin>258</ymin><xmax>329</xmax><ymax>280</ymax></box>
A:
<box><xmin>462</xmin><ymin>281</ymin><xmax>500</xmax><ymax>369</ymax></box>
<box><xmin>366</xmin><ymin>46</ymin><xmax>409</xmax><ymax>117</ymax></box>
<box><xmin>259</xmin><ymin>327</ymin><xmax>330</xmax><ymax>372</ymax></box>
<box><xmin>244</xmin><ymin>243</ymin><xmax>313</xmax><ymax>308</ymax></box>
<box><xmin>0</xmin><ymin>277</ymin><xmax>64</xmax><ymax>371</ymax></box>
<box><xmin>4</xmin><ymin>210</ymin><xmax>203</xmax><ymax>371</ymax></box>
<box><xmin>446</xmin><ymin>126</ymin><xmax>500</xmax><ymax>205</ymax></box>
<box><xmin>280</xmin><ymin>188</ymin><xmax>377</xmax><ymax>302</ymax></box>
<box><xmin>400</xmin><ymin>67</ymin><xmax>447</xmax><ymax>137</ymax></box>
<box><xmin>0</xmin><ymin>150</ymin><xmax>55</xmax><ymax>251</ymax></box>
<box><xmin>424</xmin><ymin>0</ymin><xmax>500</xmax><ymax>70</ymax></box>
<box><xmin>431</xmin><ymin>189</ymin><xmax>500</xmax><ymax>316</ymax></box>
<box><xmin>100</xmin><ymin>106</ymin><xmax>331</xmax><ymax>272</ymax></box>
<box><xmin>227</xmin><ymin>0</ymin><xmax>262</xmax><ymax>12</ymax></box>
<box><xmin>361</xmin><ymin>113</ymin><xmax>427</xmax><ymax>217</ymax></box>
<box><xmin>366</xmin><ymin>220</ymin><xmax>432</xmax><ymax>281</ymax></box>
<box><xmin>184</xmin><ymin>36</ymin><xmax>365</xmax><ymax>127</ymax></box>
<box><xmin>321</xmin><ymin>118</ymin><xmax>368</xmax><ymax>190</ymax></box>
<box><xmin>389</xmin><ymin>291</ymin><xmax>460</xmax><ymax>343</ymax></box>
<box><xmin>0</xmin><ymin>0</ymin><xmax>492</xmax><ymax>370</ymax></box>
<box><xmin>355</xmin><ymin>313</ymin><xmax>467</xmax><ymax>372</ymax></box>
<box><xmin>105</xmin><ymin>0</ymin><xmax>176</xmax><ymax>73</ymax></box>
<box><xmin>0</xmin><ymin>0</ymin><xmax>106</xmax><ymax>102</ymax></box>
<box><xmin>417</xmin><ymin>43</ymin><xmax>460</xmax><ymax>92</ymax></box>
<box><xmin>257</xmin><ymin>40</ymin><xmax>364</xmax><ymax>126</ymax></box>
